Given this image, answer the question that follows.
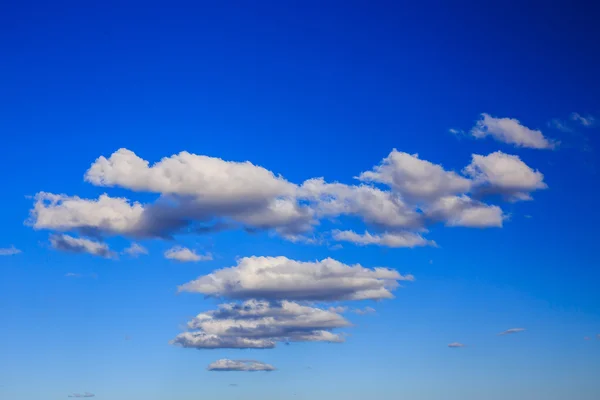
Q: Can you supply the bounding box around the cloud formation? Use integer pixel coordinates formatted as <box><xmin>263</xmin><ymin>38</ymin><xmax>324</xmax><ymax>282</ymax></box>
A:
<box><xmin>123</xmin><ymin>242</ymin><xmax>148</xmax><ymax>257</ymax></box>
<box><xmin>68</xmin><ymin>393</ymin><xmax>95</xmax><ymax>398</ymax></box>
<box><xmin>0</xmin><ymin>245</ymin><xmax>21</xmax><ymax>256</ymax></box>
<box><xmin>570</xmin><ymin>112</ymin><xmax>595</xmax><ymax>127</ymax></box>
<box><xmin>448</xmin><ymin>342</ymin><xmax>465</xmax><ymax>348</ymax></box>
<box><xmin>470</xmin><ymin>113</ymin><xmax>557</xmax><ymax>149</ymax></box>
<box><xmin>352</xmin><ymin>307</ymin><xmax>376</xmax><ymax>315</ymax></box>
<box><xmin>178</xmin><ymin>256</ymin><xmax>412</xmax><ymax>301</ymax></box>
<box><xmin>50</xmin><ymin>234</ymin><xmax>116</xmax><ymax>258</ymax></box>
<box><xmin>332</xmin><ymin>230</ymin><xmax>435</xmax><ymax>248</ymax></box>
<box><xmin>171</xmin><ymin>300</ymin><xmax>349</xmax><ymax>349</ymax></box>
<box><xmin>164</xmin><ymin>246</ymin><xmax>212</xmax><ymax>262</ymax></box>
<box><xmin>498</xmin><ymin>328</ymin><xmax>526</xmax><ymax>335</ymax></box>
<box><xmin>207</xmin><ymin>359</ymin><xmax>276</xmax><ymax>372</ymax></box>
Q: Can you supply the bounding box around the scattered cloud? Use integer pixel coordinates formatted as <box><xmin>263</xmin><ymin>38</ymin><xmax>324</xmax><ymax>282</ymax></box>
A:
<box><xmin>171</xmin><ymin>300</ymin><xmax>349</xmax><ymax>349</ymax></box>
<box><xmin>464</xmin><ymin>152</ymin><xmax>547</xmax><ymax>201</ymax></box>
<box><xmin>498</xmin><ymin>328</ymin><xmax>526</xmax><ymax>335</ymax></box>
<box><xmin>178</xmin><ymin>256</ymin><xmax>413</xmax><ymax>301</ymax></box>
<box><xmin>123</xmin><ymin>242</ymin><xmax>148</xmax><ymax>257</ymax></box>
<box><xmin>65</xmin><ymin>272</ymin><xmax>82</xmax><ymax>278</ymax></box>
<box><xmin>352</xmin><ymin>307</ymin><xmax>376</xmax><ymax>315</ymax></box>
<box><xmin>207</xmin><ymin>359</ymin><xmax>276</xmax><ymax>372</ymax></box>
<box><xmin>68</xmin><ymin>393</ymin><xmax>95</xmax><ymax>398</ymax></box>
<box><xmin>469</xmin><ymin>113</ymin><xmax>557</xmax><ymax>149</ymax></box>
<box><xmin>50</xmin><ymin>234</ymin><xmax>116</xmax><ymax>258</ymax></box>
<box><xmin>570</xmin><ymin>112</ymin><xmax>595</xmax><ymax>127</ymax></box>
<box><xmin>0</xmin><ymin>245</ymin><xmax>21</xmax><ymax>256</ymax></box>
<box><xmin>449</xmin><ymin>128</ymin><xmax>464</xmax><ymax>135</ymax></box>
<box><xmin>424</xmin><ymin>195</ymin><xmax>505</xmax><ymax>227</ymax></box>
<box><xmin>332</xmin><ymin>230</ymin><xmax>435</xmax><ymax>248</ymax></box>
<box><xmin>164</xmin><ymin>246</ymin><xmax>212</xmax><ymax>262</ymax></box>
<box><xmin>448</xmin><ymin>342</ymin><xmax>465</xmax><ymax>348</ymax></box>
<box><xmin>548</xmin><ymin>118</ymin><xmax>573</xmax><ymax>133</ymax></box>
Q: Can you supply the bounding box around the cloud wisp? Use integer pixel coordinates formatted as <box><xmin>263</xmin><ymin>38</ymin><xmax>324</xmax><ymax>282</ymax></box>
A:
<box><xmin>469</xmin><ymin>113</ymin><xmax>557</xmax><ymax>149</ymax></box>
<box><xmin>498</xmin><ymin>328</ymin><xmax>526</xmax><ymax>336</ymax></box>
<box><xmin>123</xmin><ymin>242</ymin><xmax>148</xmax><ymax>257</ymax></box>
<box><xmin>448</xmin><ymin>342</ymin><xmax>465</xmax><ymax>348</ymax></box>
<box><xmin>164</xmin><ymin>246</ymin><xmax>212</xmax><ymax>262</ymax></box>
<box><xmin>68</xmin><ymin>393</ymin><xmax>95</xmax><ymax>398</ymax></box>
<box><xmin>207</xmin><ymin>359</ymin><xmax>276</xmax><ymax>372</ymax></box>
<box><xmin>0</xmin><ymin>245</ymin><xmax>21</xmax><ymax>256</ymax></box>
<box><xmin>50</xmin><ymin>234</ymin><xmax>116</xmax><ymax>259</ymax></box>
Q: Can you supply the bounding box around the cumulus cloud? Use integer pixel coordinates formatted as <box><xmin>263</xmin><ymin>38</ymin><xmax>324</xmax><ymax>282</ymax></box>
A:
<box><xmin>470</xmin><ymin>113</ymin><xmax>557</xmax><ymax>149</ymax></box>
<box><xmin>570</xmin><ymin>112</ymin><xmax>595</xmax><ymax>127</ymax></box>
<box><xmin>464</xmin><ymin>152</ymin><xmax>547</xmax><ymax>201</ymax></box>
<box><xmin>332</xmin><ymin>230</ymin><xmax>435</xmax><ymax>248</ymax></box>
<box><xmin>498</xmin><ymin>328</ymin><xmax>526</xmax><ymax>335</ymax></box>
<box><xmin>178</xmin><ymin>256</ymin><xmax>412</xmax><ymax>301</ymax></box>
<box><xmin>123</xmin><ymin>243</ymin><xmax>148</xmax><ymax>257</ymax></box>
<box><xmin>358</xmin><ymin>150</ymin><xmax>471</xmax><ymax>203</ymax></box>
<box><xmin>448</xmin><ymin>342</ymin><xmax>465</xmax><ymax>348</ymax></box>
<box><xmin>208</xmin><ymin>359</ymin><xmax>276</xmax><ymax>372</ymax></box>
<box><xmin>164</xmin><ymin>246</ymin><xmax>212</xmax><ymax>262</ymax></box>
<box><xmin>68</xmin><ymin>393</ymin><xmax>95</xmax><ymax>398</ymax></box>
<box><xmin>0</xmin><ymin>245</ymin><xmax>21</xmax><ymax>256</ymax></box>
<box><xmin>50</xmin><ymin>234</ymin><xmax>116</xmax><ymax>258</ymax></box>
<box><xmin>170</xmin><ymin>300</ymin><xmax>349</xmax><ymax>349</ymax></box>
<box><xmin>424</xmin><ymin>195</ymin><xmax>505</xmax><ymax>227</ymax></box>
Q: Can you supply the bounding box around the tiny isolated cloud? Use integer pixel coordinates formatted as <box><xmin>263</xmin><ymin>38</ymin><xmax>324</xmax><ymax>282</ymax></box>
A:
<box><xmin>448</xmin><ymin>342</ymin><xmax>465</xmax><ymax>348</ymax></box>
<box><xmin>207</xmin><ymin>359</ymin><xmax>276</xmax><ymax>372</ymax></box>
<box><xmin>164</xmin><ymin>246</ymin><xmax>212</xmax><ymax>262</ymax></box>
<box><xmin>352</xmin><ymin>307</ymin><xmax>376</xmax><ymax>315</ymax></box>
<box><xmin>332</xmin><ymin>229</ymin><xmax>436</xmax><ymax>248</ymax></box>
<box><xmin>570</xmin><ymin>112</ymin><xmax>595</xmax><ymax>127</ymax></box>
<box><xmin>50</xmin><ymin>234</ymin><xmax>116</xmax><ymax>259</ymax></box>
<box><xmin>65</xmin><ymin>272</ymin><xmax>82</xmax><ymax>278</ymax></box>
<box><xmin>68</xmin><ymin>393</ymin><xmax>95</xmax><ymax>398</ymax></box>
<box><xmin>123</xmin><ymin>242</ymin><xmax>148</xmax><ymax>257</ymax></box>
<box><xmin>498</xmin><ymin>328</ymin><xmax>526</xmax><ymax>336</ymax></box>
<box><xmin>470</xmin><ymin>113</ymin><xmax>557</xmax><ymax>150</ymax></box>
<box><xmin>0</xmin><ymin>245</ymin><xmax>21</xmax><ymax>256</ymax></box>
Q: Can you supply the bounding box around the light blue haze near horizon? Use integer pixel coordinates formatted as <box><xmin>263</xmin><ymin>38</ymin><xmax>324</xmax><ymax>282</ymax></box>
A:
<box><xmin>1</xmin><ymin>1</ymin><xmax>599</xmax><ymax>400</ymax></box>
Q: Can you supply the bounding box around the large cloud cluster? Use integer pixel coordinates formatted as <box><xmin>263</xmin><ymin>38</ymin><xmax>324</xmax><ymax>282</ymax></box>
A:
<box><xmin>27</xmin><ymin>147</ymin><xmax>547</xmax><ymax>250</ymax></box>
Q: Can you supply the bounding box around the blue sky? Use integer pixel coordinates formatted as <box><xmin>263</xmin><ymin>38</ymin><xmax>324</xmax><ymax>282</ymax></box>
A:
<box><xmin>1</xmin><ymin>2</ymin><xmax>599</xmax><ymax>399</ymax></box>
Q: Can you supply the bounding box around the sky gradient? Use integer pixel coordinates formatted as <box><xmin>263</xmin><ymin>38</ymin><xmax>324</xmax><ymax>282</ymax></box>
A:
<box><xmin>1</xmin><ymin>2</ymin><xmax>599</xmax><ymax>400</ymax></box>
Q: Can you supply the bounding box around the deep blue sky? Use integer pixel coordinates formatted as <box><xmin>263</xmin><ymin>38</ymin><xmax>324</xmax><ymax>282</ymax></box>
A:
<box><xmin>1</xmin><ymin>2</ymin><xmax>599</xmax><ymax>400</ymax></box>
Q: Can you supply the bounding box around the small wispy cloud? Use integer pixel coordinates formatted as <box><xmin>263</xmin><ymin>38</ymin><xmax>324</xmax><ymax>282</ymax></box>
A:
<box><xmin>570</xmin><ymin>112</ymin><xmax>596</xmax><ymax>127</ymax></box>
<box><xmin>448</xmin><ymin>342</ymin><xmax>465</xmax><ymax>348</ymax></box>
<box><xmin>498</xmin><ymin>328</ymin><xmax>526</xmax><ymax>336</ymax></box>
<box><xmin>123</xmin><ymin>243</ymin><xmax>148</xmax><ymax>257</ymax></box>
<box><xmin>65</xmin><ymin>272</ymin><xmax>97</xmax><ymax>279</ymax></box>
<box><xmin>0</xmin><ymin>245</ymin><xmax>21</xmax><ymax>256</ymax></box>
<box><xmin>548</xmin><ymin>118</ymin><xmax>573</xmax><ymax>133</ymax></box>
<box><xmin>352</xmin><ymin>306</ymin><xmax>376</xmax><ymax>315</ymax></box>
<box><xmin>208</xmin><ymin>359</ymin><xmax>276</xmax><ymax>372</ymax></box>
<box><xmin>584</xmin><ymin>336</ymin><xmax>591</xmax><ymax>341</ymax></box>
<box><xmin>50</xmin><ymin>234</ymin><xmax>116</xmax><ymax>259</ymax></box>
<box><xmin>68</xmin><ymin>393</ymin><xmax>95</xmax><ymax>398</ymax></box>
<box><xmin>164</xmin><ymin>246</ymin><xmax>212</xmax><ymax>262</ymax></box>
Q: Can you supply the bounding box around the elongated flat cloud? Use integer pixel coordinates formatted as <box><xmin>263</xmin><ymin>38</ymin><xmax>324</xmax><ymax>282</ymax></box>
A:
<box><xmin>178</xmin><ymin>256</ymin><xmax>412</xmax><ymax>301</ymax></box>
<box><xmin>50</xmin><ymin>234</ymin><xmax>116</xmax><ymax>258</ymax></box>
<box><xmin>164</xmin><ymin>246</ymin><xmax>212</xmax><ymax>262</ymax></box>
<box><xmin>171</xmin><ymin>300</ymin><xmax>349</xmax><ymax>349</ymax></box>
<box><xmin>570</xmin><ymin>112</ymin><xmax>595</xmax><ymax>127</ymax></box>
<box><xmin>0</xmin><ymin>245</ymin><xmax>21</xmax><ymax>256</ymax></box>
<box><xmin>208</xmin><ymin>359</ymin><xmax>276</xmax><ymax>372</ymax></box>
<box><xmin>68</xmin><ymin>393</ymin><xmax>95</xmax><ymax>398</ymax></box>
<box><xmin>464</xmin><ymin>152</ymin><xmax>547</xmax><ymax>201</ymax></box>
<box><xmin>123</xmin><ymin>243</ymin><xmax>147</xmax><ymax>257</ymax></box>
<box><xmin>498</xmin><ymin>328</ymin><xmax>526</xmax><ymax>335</ymax></box>
<box><xmin>358</xmin><ymin>150</ymin><xmax>472</xmax><ymax>203</ymax></box>
<box><xmin>470</xmin><ymin>113</ymin><xmax>557</xmax><ymax>149</ymax></box>
<box><xmin>448</xmin><ymin>342</ymin><xmax>465</xmax><ymax>348</ymax></box>
<box><xmin>353</xmin><ymin>307</ymin><xmax>376</xmax><ymax>315</ymax></box>
<box><xmin>332</xmin><ymin>230</ymin><xmax>435</xmax><ymax>248</ymax></box>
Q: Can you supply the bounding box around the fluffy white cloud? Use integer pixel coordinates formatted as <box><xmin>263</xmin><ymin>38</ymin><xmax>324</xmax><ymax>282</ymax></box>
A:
<box><xmin>464</xmin><ymin>152</ymin><xmax>547</xmax><ymax>201</ymax></box>
<box><xmin>207</xmin><ymin>359</ymin><xmax>276</xmax><ymax>372</ymax></box>
<box><xmin>448</xmin><ymin>342</ymin><xmax>465</xmax><ymax>348</ymax></box>
<box><xmin>178</xmin><ymin>256</ymin><xmax>412</xmax><ymax>301</ymax></box>
<box><xmin>358</xmin><ymin>150</ymin><xmax>472</xmax><ymax>202</ymax></box>
<box><xmin>164</xmin><ymin>246</ymin><xmax>212</xmax><ymax>262</ymax></box>
<box><xmin>498</xmin><ymin>328</ymin><xmax>526</xmax><ymax>335</ymax></box>
<box><xmin>570</xmin><ymin>112</ymin><xmax>595</xmax><ymax>127</ymax></box>
<box><xmin>171</xmin><ymin>300</ymin><xmax>349</xmax><ymax>349</ymax></box>
<box><xmin>424</xmin><ymin>195</ymin><xmax>505</xmax><ymax>228</ymax></box>
<box><xmin>332</xmin><ymin>230</ymin><xmax>435</xmax><ymax>248</ymax></box>
<box><xmin>0</xmin><ymin>245</ymin><xmax>21</xmax><ymax>256</ymax></box>
<box><xmin>50</xmin><ymin>234</ymin><xmax>116</xmax><ymax>258</ymax></box>
<box><xmin>123</xmin><ymin>243</ymin><xmax>148</xmax><ymax>257</ymax></box>
<box><xmin>470</xmin><ymin>113</ymin><xmax>557</xmax><ymax>149</ymax></box>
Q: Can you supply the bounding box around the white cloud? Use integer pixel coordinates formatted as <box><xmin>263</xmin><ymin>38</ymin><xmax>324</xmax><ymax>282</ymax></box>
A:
<box><xmin>464</xmin><ymin>152</ymin><xmax>547</xmax><ymax>201</ymax></box>
<box><xmin>357</xmin><ymin>150</ymin><xmax>472</xmax><ymax>202</ymax></box>
<box><xmin>68</xmin><ymin>393</ymin><xmax>95</xmax><ymax>398</ymax></box>
<box><xmin>50</xmin><ymin>234</ymin><xmax>116</xmax><ymax>258</ymax></box>
<box><xmin>164</xmin><ymin>246</ymin><xmax>212</xmax><ymax>262</ymax></box>
<box><xmin>498</xmin><ymin>328</ymin><xmax>526</xmax><ymax>335</ymax></box>
<box><xmin>207</xmin><ymin>359</ymin><xmax>276</xmax><ymax>372</ymax></box>
<box><xmin>123</xmin><ymin>243</ymin><xmax>148</xmax><ymax>257</ymax></box>
<box><xmin>332</xmin><ymin>230</ymin><xmax>435</xmax><ymax>248</ymax></box>
<box><xmin>352</xmin><ymin>307</ymin><xmax>376</xmax><ymax>315</ymax></box>
<box><xmin>171</xmin><ymin>300</ymin><xmax>349</xmax><ymax>349</ymax></box>
<box><xmin>0</xmin><ymin>245</ymin><xmax>21</xmax><ymax>256</ymax></box>
<box><xmin>470</xmin><ymin>113</ymin><xmax>557</xmax><ymax>149</ymax></box>
<box><xmin>570</xmin><ymin>112</ymin><xmax>595</xmax><ymax>127</ymax></box>
<box><xmin>424</xmin><ymin>195</ymin><xmax>505</xmax><ymax>227</ymax></box>
<box><xmin>178</xmin><ymin>256</ymin><xmax>413</xmax><ymax>301</ymax></box>
<box><xmin>448</xmin><ymin>342</ymin><xmax>465</xmax><ymax>348</ymax></box>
